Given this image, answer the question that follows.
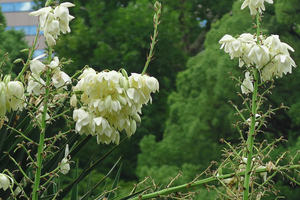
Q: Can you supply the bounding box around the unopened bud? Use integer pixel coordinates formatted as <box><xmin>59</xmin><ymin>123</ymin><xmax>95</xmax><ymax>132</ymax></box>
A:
<box><xmin>20</xmin><ymin>48</ymin><xmax>29</xmax><ymax>53</ymax></box>
<box><xmin>132</xmin><ymin>112</ymin><xmax>141</xmax><ymax>123</ymax></box>
<box><xmin>121</xmin><ymin>68</ymin><xmax>128</xmax><ymax>79</ymax></box>
<box><xmin>3</xmin><ymin>75</ymin><xmax>11</xmax><ymax>85</ymax></box>
<box><xmin>13</xmin><ymin>58</ymin><xmax>22</xmax><ymax>64</ymax></box>
<box><xmin>154</xmin><ymin>1</ymin><xmax>162</xmax><ymax>10</ymax></box>
<box><xmin>45</xmin><ymin>0</ymin><xmax>53</xmax><ymax>7</ymax></box>
<box><xmin>116</xmin><ymin>94</ymin><xmax>127</xmax><ymax>105</ymax></box>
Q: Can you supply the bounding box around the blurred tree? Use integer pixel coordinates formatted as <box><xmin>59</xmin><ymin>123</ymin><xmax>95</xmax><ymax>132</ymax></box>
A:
<box><xmin>137</xmin><ymin>1</ymin><xmax>300</xmax><ymax>198</ymax></box>
<box><xmin>0</xmin><ymin>10</ymin><xmax>28</xmax><ymax>76</ymax></box>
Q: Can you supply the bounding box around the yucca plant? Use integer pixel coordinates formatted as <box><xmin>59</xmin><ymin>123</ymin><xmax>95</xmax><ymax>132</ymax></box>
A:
<box><xmin>0</xmin><ymin>0</ymin><xmax>162</xmax><ymax>199</ymax></box>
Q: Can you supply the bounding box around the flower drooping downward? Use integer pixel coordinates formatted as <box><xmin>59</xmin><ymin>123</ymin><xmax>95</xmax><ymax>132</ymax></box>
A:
<box><xmin>72</xmin><ymin>69</ymin><xmax>159</xmax><ymax>145</ymax></box>
<box><xmin>29</xmin><ymin>2</ymin><xmax>75</xmax><ymax>46</ymax></box>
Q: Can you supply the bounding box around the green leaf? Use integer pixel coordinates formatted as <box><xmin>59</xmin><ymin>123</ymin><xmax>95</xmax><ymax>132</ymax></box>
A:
<box><xmin>71</xmin><ymin>160</ymin><xmax>79</xmax><ymax>200</ymax></box>
<box><xmin>80</xmin><ymin>157</ymin><xmax>121</xmax><ymax>200</ymax></box>
<box><xmin>107</xmin><ymin>162</ymin><xmax>122</xmax><ymax>199</ymax></box>
<box><xmin>57</xmin><ymin>137</ymin><xmax>127</xmax><ymax>199</ymax></box>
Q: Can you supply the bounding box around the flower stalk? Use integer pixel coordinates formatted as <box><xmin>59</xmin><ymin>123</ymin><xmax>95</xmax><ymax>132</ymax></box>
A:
<box><xmin>243</xmin><ymin>11</ymin><xmax>260</xmax><ymax>200</ymax></box>
<box><xmin>32</xmin><ymin>47</ymin><xmax>53</xmax><ymax>200</ymax></box>
<box><xmin>142</xmin><ymin>1</ymin><xmax>161</xmax><ymax>75</ymax></box>
<box><xmin>129</xmin><ymin>165</ymin><xmax>300</xmax><ymax>200</ymax></box>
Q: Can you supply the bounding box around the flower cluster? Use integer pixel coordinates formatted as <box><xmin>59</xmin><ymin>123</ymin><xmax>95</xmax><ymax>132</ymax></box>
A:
<box><xmin>240</xmin><ymin>0</ymin><xmax>273</xmax><ymax>15</ymax></box>
<box><xmin>72</xmin><ymin>68</ymin><xmax>159</xmax><ymax>145</ymax></box>
<box><xmin>0</xmin><ymin>76</ymin><xmax>25</xmax><ymax>118</ymax></box>
<box><xmin>29</xmin><ymin>2</ymin><xmax>75</xmax><ymax>46</ymax></box>
<box><xmin>219</xmin><ymin>34</ymin><xmax>296</xmax><ymax>94</ymax></box>
<box><xmin>27</xmin><ymin>55</ymin><xmax>71</xmax><ymax>95</ymax></box>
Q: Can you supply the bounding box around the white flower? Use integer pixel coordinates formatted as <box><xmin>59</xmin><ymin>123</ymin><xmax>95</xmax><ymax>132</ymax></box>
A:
<box><xmin>36</xmin><ymin>106</ymin><xmax>50</xmax><ymax>124</ymax></box>
<box><xmin>70</xmin><ymin>94</ymin><xmax>77</xmax><ymax>107</ymax></box>
<box><xmin>52</xmin><ymin>71</ymin><xmax>72</xmax><ymax>89</ymax></box>
<box><xmin>277</xmin><ymin>54</ymin><xmax>296</xmax><ymax>76</ymax></box>
<box><xmin>54</xmin><ymin>2</ymin><xmax>75</xmax><ymax>34</ymax></box>
<box><xmin>30</xmin><ymin>54</ymin><xmax>47</xmax><ymax>76</ymax></box>
<box><xmin>248</xmin><ymin>44</ymin><xmax>270</xmax><ymax>69</ymax></box>
<box><xmin>246</xmin><ymin>114</ymin><xmax>261</xmax><ymax>126</ymax></box>
<box><xmin>0</xmin><ymin>173</ymin><xmax>13</xmax><ymax>191</ymax></box>
<box><xmin>29</xmin><ymin>7</ymin><xmax>52</xmax><ymax>30</ymax></box>
<box><xmin>219</xmin><ymin>34</ymin><xmax>255</xmax><ymax>59</ymax></box>
<box><xmin>73</xmin><ymin>68</ymin><xmax>159</xmax><ymax>145</ymax></box>
<box><xmin>49</xmin><ymin>56</ymin><xmax>60</xmax><ymax>73</ymax></box>
<box><xmin>29</xmin><ymin>3</ymin><xmax>75</xmax><ymax>46</ymax></box>
<box><xmin>240</xmin><ymin>0</ymin><xmax>274</xmax><ymax>15</ymax></box>
<box><xmin>60</xmin><ymin>144</ymin><xmax>70</xmax><ymax>175</ymax></box>
<box><xmin>27</xmin><ymin>75</ymin><xmax>46</xmax><ymax>95</ymax></box>
<box><xmin>6</xmin><ymin>81</ymin><xmax>25</xmax><ymax>111</ymax></box>
<box><xmin>73</xmin><ymin>108</ymin><xmax>94</xmax><ymax>135</ymax></box>
<box><xmin>241</xmin><ymin>72</ymin><xmax>253</xmax><ymax>94</ymax></box>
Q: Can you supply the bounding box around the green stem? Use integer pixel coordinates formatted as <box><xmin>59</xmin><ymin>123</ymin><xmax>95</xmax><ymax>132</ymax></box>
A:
<box><xmin>141</xmin><ymin>4</ymin><xmax>161</xmax><ymax>75</ymax></box>
<box><xmin>16</xmin><ymin>26</ymin><xmax>41</xmax><ymax>81</ymax></box>
<box><xmin>243</xmin><ymin>68</ymin><xmax>258</xmax><ymax>200</ymax></box>
<box><xmin>32</xmin><ymin>47</ymin><xmax>53</xmax><ymax>200</ymax></box>
<box><xmin>243</xmin><ymin>11</ymin><xmax>260</xmax><ymax>200</ymax></box>
<box><xmin>129</xmin><ymin>165</ymin><xmax>300</xmax><ymax>200</ymax></box>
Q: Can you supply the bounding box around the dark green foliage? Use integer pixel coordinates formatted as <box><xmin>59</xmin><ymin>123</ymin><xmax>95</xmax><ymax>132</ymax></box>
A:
<box><xmin>137</xmin><ymin>1</ymin><xmax>300</xmax><ymax>198</ymax></box>
<box><xmin>0</xmin><ymin>12</ymin><xmax>28</xmax><ymax>76</ymax></box>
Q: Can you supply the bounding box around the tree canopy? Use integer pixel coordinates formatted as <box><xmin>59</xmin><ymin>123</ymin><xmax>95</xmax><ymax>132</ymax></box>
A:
<box><xmin>137</xmin><ymin>1</ymin><xmax>300</xmax><ymax>198</ymax></box>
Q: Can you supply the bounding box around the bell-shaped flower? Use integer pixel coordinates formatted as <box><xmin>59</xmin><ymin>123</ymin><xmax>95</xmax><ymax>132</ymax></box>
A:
<box><xmin>73</xmin><ymin>108</ymin><xmax>94</xmax><ymax>135</ymax></box>
<box><xmin>30</xmin><ymin>54</ymin><xmax>47</xmax><ymax>76</ymax></box>
<box><xmin>145</xmin><ymin>76</ymin><xmax>159</xmax><ymax>92</ymax></box>
<box><xmin>241</xmin><ymin>0</ymin><xmax>273</xmax><ymax>15</ymax></box>
<box><xmin>248</xmin><ymin>44</ymin><xmax>270</xmax><ymax>69</ymax></box>
<box><xmin>277</xmin><ymin>54</ymin><xmax>296</xmax><ymax>76</ymax></box>
<box><xmin>60</xmin><ymin>144</ymin><xmax>70</xmax><ymax>175</ymax></box>
<box><xmin>29</xmin><ymin>6</ymin><xmax>52</xmax><ymax>30</ymax></box>
<box><xmin>49</xmin><ymin>56</ymin><xmax>60</xmax><ymax>74</ymax></box>
<box><xmin>241</xmin><ymin>72</ymin><xmax>253</xmax><ymax>94</ymax></box>
<box><xmin>27</xmin><ymin>75</ymin><xmax>46</xmax><ymax>95</ymax></box>
<box><xmin>54</xmin><ymin>2</ymin><xmax>75</xmax><ymax>34</ymax></box>
<box><xmin>6</xmin><ymin>81</ymin><xmax>25</xmax><ymax>111</ymax></box>
<box><xmin>129</xmin><ymin>73</ymin><xmax>146</xmax><ymax>89</ymax></box>
<box><xmin>0</xmin><ymin>173</ymin><xmax>13</xmax><ymax>191</ymax></box>
<box><xmin>219</xmin><ymin>34</ymin><xmax>253</xmax><ymax>59</ymax></box>
<box><xmin>70</xmin><ymin>94</ymin><xmax>77</xmax><ymax>107</ymax></box>
<box><xmin>52</xmin><ymin>71</ymin><xmax>72</xmax><ymax>89</ymax></box>
<box><xmin>6</xmin><ymin>81</ymin><xmax>24</xmax><ymax>99</ymax></box>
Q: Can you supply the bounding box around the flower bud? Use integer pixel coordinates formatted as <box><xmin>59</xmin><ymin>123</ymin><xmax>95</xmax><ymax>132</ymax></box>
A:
<box><xmin>121</xmin><ymin>68</ymin><xmax>129</xmax><ymax>79</ymax></box>
<box><xmin>3</xmin><ymin>75</ymin><xmax>11</xmax><ymax>85</ymax></box>
<box><xmin>70</xmin><ymin>94</ymin><xmax>77</xmax><ymax>107</ymax></box>
<box><xmin>116</xmin><ymin>94</ymin><xmax>127</xmax><ymax>105</ymax></box>
<box><xmin>45</xmin><ymin>0</ymin><xmax>53</xmax><ymax>7</ymax></box>
<box><xmin>130</xmin><ymin>119</ymin><xmax>137</xmax><ymax>136</ymax></box>
<box><xmin>104</xmin><ymin>95</ymin><xmax>112</xmax><ymax>109</ymax></box>
<box><xmin>13</xmin><ymin>58</ymin><xmax>22</xmax><ymax>64</ymax></box>
<box><xmin>20</xmin><ymin>48</ymin><xmax>29</xmax><ymax>52</ymax></box>
<box><xmin>132</xmin><ymin>112</ymin><xmax>141</xmax><ymax>123</ymax></box>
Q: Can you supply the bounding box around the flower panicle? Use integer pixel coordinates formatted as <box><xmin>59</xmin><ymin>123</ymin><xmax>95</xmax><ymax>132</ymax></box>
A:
<box><xmin>72</xmin><ymin>69</ymin><xmax>159</xmax><ymax>145</ymax></box>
